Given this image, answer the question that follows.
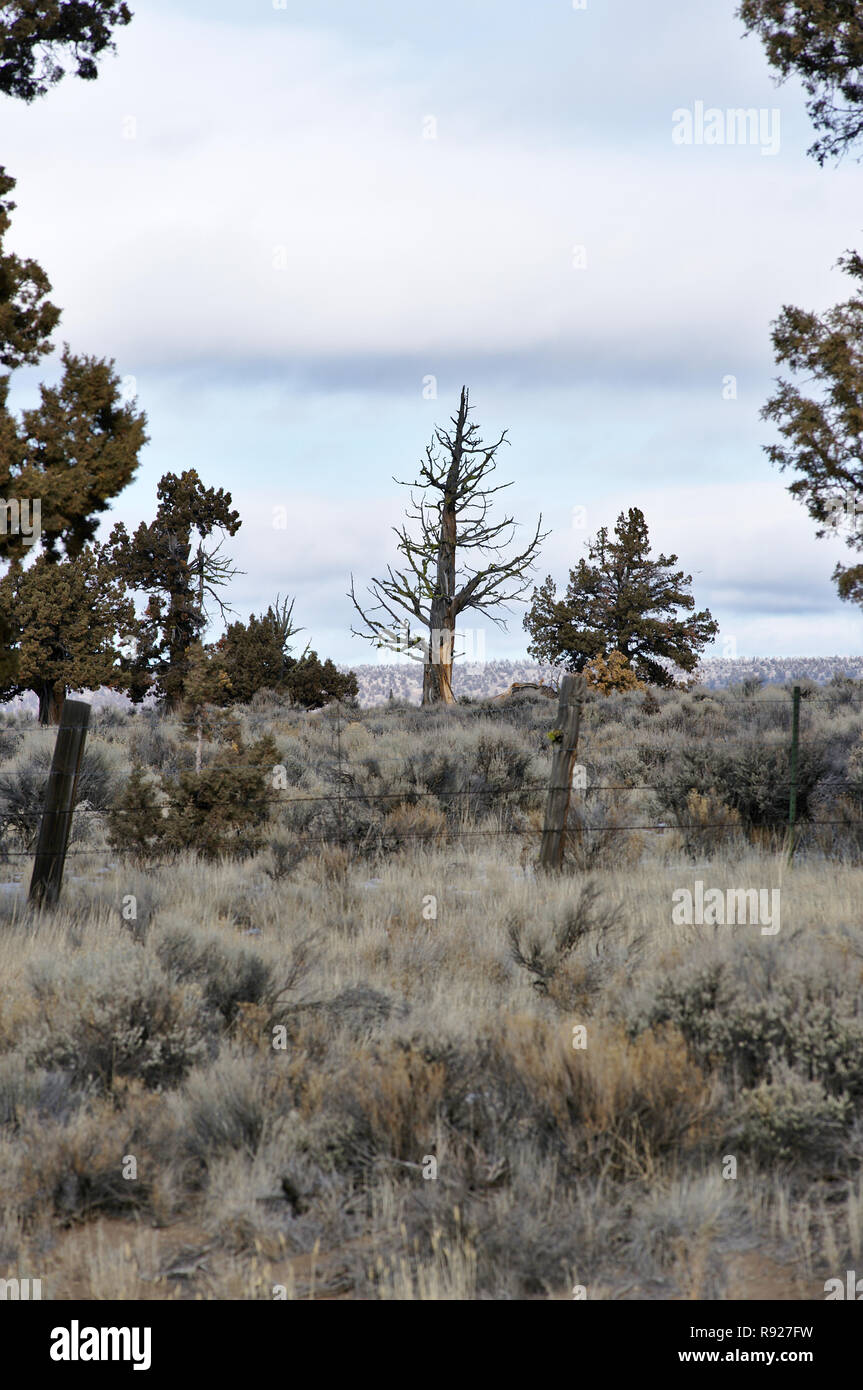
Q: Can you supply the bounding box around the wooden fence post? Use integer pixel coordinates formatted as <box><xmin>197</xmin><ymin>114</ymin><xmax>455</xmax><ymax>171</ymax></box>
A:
<box><xmin>786</xmin><ymin>682</ymin><xmax>801</xmax><ymax>865</ymax></box>
<box><xmin>539</xmin><ymin>674</ymin><xmax>587</xmax><ymax>870</ymax></box>
<box><xmin>28</xmin><ymin>699</ymin><xmax>91</xmax><ymax>909</ymax></box>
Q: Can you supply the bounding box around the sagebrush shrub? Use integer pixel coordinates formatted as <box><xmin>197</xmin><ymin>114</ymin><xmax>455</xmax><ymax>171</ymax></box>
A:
<box><xmin>155</xmin><ymin>926</ymin><xmax>274</xmax><ymax>1024</ymax></box>
<box><xmin>632</xmin><ymin>963</ymin><xmax>863</xmax><ymax>1098</ymax></box>
<box><xmin>652</xmin><ymin>738</ymin><xmax>828</xmax><ymax>830</ymax></box>
<box><xmin>730</xmin><ymin>1071</ymin><xmax>851</xmax><ymax>1166</ymax></box>
<box><xmin>128</xmin><ymin>714</ymin><xmax>180</xmax><ymax>773</ymax></box>
<box><xmin>0</xmin><ymin>743</ymin><xmax>119</xmax><ymax>843</ymax></box>
<box><xmin>19</xmin><ymin>948</ymin><xmax>215</xmax><ymax>1090</ymax></box>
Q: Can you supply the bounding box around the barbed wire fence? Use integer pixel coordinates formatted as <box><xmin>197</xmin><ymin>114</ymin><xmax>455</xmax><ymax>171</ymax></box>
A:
<box><xmin>3</xmin><ymin>679</ymin><xmax>863</xmax><ymax>900</ymax></box>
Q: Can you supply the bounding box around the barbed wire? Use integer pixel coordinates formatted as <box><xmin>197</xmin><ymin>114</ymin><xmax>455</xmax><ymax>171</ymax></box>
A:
<box><xmin>4</xmin><ymin>815</ymin><xmax>863</xmax><ymax>864</ymax></box>
<box><xmin>11</xmin><ymin>774</ymin><xmax>863</xmax><ymax>822</ymax></box>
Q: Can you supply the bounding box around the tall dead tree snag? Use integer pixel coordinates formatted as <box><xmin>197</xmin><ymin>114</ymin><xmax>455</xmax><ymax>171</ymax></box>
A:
<box><xmin>539</xmin><ymin>675</ymin><xmax>586</xmax><ymax>870</ymax></box>
<box><xmin>349</xmin><ymin>386</ymin><xmax>547</xmax><ymax>705</ymax></box>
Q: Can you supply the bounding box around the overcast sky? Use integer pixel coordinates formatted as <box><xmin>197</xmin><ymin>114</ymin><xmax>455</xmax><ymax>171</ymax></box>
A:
<box><xmin>3</xmin><ymin>0</ymin><xmax>863</xmax><ymax>664</ymax></box>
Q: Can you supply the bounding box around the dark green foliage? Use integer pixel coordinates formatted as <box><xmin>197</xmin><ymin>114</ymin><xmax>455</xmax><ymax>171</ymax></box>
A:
<box><xmin>217</xmin><ymin>599</ymin><xmax>299</xmax><ymax>704</ymax></box>
<box><xmin>0</xmin><ymin>164</ymin><xmax>146</xmax><ymax>718</ymax></box>
<box><xmin>107</xmin><ymin>469</ymin><xmax>241</xmax><ymax>709</ymax></box>
<box><xmin>738</xmin><ymin>0</ymin><xmax>863</xmax><ymax>164</ymax></box>
<box><xmin>163</xmin><ymin>735</ymin><xmax>276</xmax><ymax>859</ymax></box>
<box><xmin>283</xmin><ymin>650</ymin><xmax>358</xmax><ymax>709</ymax></box>
<box><xmin>106</xmin><ymin>763</ymin><xmax>165</xmax><ymax>861</ymax></box>
<box><xmin>108</xmin><ymin>734</ymin><xmax>278</xmax><ymax>861</ymax></box>
<box><xmin>217</xmin><ymin>600</ymin><xmax>357</xmax><ymax>709</ymax></box>
<box><xmin>524</xmin><ymin>508</ymin><xmax>718</xmax><ymax>687</ymax></box>
<box><xmin>0</xmin><ymin>0</ymin><xmax>132</xmax><ymax>102</ymax></box>
<box><xmin>1</xmin><ymin>347</ymin><xmax>148</xmax><ymax>565</ymax></box>
<box><xmin>760</xmin><ymin>252</ymin><xmax>863</xmax><ymax>609</ymax></box>
<box><xmin>0</xmin><ymin>545</ymin><xmax>137</xmax><ymax>722</ymax></box>
<box><xmin>0</xmin><ymin>166</ymin><xmax>59</xmax><ymax>369</ymax></box>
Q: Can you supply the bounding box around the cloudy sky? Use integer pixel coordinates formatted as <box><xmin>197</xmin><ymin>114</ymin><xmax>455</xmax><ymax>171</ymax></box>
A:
<box><xmin>3</xmin><ymin>0</ymin><xmax>863</xmax><ymax>665</ymax></box>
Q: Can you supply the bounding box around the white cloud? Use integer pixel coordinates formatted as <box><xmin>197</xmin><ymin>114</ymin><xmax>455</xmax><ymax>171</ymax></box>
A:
<box><xmin>1</xmin><ymin>12</ymin><xmax>858</xmax><ymax>378</ymax></box>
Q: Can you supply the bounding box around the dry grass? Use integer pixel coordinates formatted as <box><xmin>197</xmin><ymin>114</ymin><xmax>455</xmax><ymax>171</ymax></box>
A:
<box><xmin>0</xmin><ymin>684</ymin><xmax>861</xmax><ymax>1298</ymax></box>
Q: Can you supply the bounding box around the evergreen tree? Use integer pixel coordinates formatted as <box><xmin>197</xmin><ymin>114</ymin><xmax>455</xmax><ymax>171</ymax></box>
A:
<box><xmin>0</xmin><ymin>166</ymin><xmax>146</xmax><ymax>716</ymax></box>
<box><xmin>217</xmin><ymin>599</ymin><xmax>358</xmax><ymax>709</ymax></box>
<box><xmin>0</xmin><ymin>166</ymin><xmax>147</xmax><ymax>566</ymax></box>
<box><xmin>181</xmin><ymin>640</ymin><xmax>234</xmax><ymax>773</ymax></box>
<box><xmin>0</xmin><ymin>166</ymin><xmax>59</xmax><ymax>368</ymax></box>
<box><xmin>283</xmin><ymin>650</ymin><xmax>358</xmax><ymax>709</ymax></box>
<box><xmin>523</xmin><ymin>508</ymin><xmax>718</xmax><ymax>688</ymax></box>
<box><xmin>217</xmin><ymin>597</ymin><xmax>302</xmax><ymax>704</ymax></box>
<box><xmin>108</xmin><ymin>469</ymin><xmax>241</xmax><ymax>710</ymax></box>
<box><xmin>0</xmin><ymin>0</ymin><xmax>133</xmax><ymax>102</ymax></box>
<box><xmin>739</xmin><ymin>0</ymin><xmax>863</xmax><ymax>164</ymax></box>
<box><xmin>0</xmin><ymin>544</ymin><xmax>136</xmax><ymax>721</ymax></box>
<box><xmin>759</xmin><ymin>251</ymin><xmax>863</xmax><ymax>607</ymax></box>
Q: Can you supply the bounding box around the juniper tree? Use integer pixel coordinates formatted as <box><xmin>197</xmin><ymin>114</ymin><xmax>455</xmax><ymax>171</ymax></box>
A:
<box><xmin>0</xmin><ymin>167</ymin><xmax>146</xmax><ymax>564</ymax></box>
<box><xmin>524</xmin><ymin>507</ymin><xmax>718</xmax><ymax>687</ymax></box>
<box><xmin>0</xmin><ymin>166</ymin><xmax>59</xmax><ymax>369</ymax></box>
<box><xmin>0</xmin><ymin>165</ymin><xmax>146</xmax><ymax>705</ymax></box>
<box><xmin>107</xmin><ymin>469</ymin><xmax>242</xmax><ymax>710</ymax></box>
<box><xmin>0</xmin><ymin>0</ymin><xmax>132</xmax><ymax>102</ymax></box>
<box><xmin>216</xmin><ymin>597</ymin><xmax>304</xmax><ymax>704</ymax></box>
<box><xmin>758</xmin><ymin>252</ymin><xmax>863</xmax><ymax>606</ymax></box>
<box><xmin>0</xmin><ymin>544</ymin><xmax>136</xmax><ymax>721</ymax></box>
<box><xmin>739</xmin><ymin>0</ymin><xmax>863</xmax><ymax>164</ymax></box>
<box><xmin>182</xmin><ymin>640</ymin><xmax>234</xmax><ymax>773</ymax></box>
<box><xmin>217</xmin><ymin>600</ymin><xmax>358</xmax><ymax>708</ymax></box>
<box><xmin>349</xmin><ymin>386</ymin><xmax>546</xmax><ymax>705</ymax></box>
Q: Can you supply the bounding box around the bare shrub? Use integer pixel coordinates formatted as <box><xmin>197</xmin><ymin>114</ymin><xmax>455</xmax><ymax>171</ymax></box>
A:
<box><xmin>19</xmin><ymin>948</ymin><xmax>215</xmax><ymax>1091</ymax></box>
<box><xmin>507</xmin><ymin>881</ymin><xmax>617</xmax><ymax>997</ymax></box>
<box><xmin>154</xmin><ymin>927</ymin><xmax>275</xmax><ymax>1025</ymax></box>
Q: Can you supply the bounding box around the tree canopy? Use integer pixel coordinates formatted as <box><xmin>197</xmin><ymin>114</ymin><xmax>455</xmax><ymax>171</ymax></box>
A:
<box><xmin>0</xmin><ymin>0</ymin><xmax>132</xmax><ymax>102</ymax></box>
<box><xmin>760</xmin><ymin>250</ymin><xmax>863</xmax><ymax>606</ymax></box>
<box><xmin>0</xmin><ymin>544</ymin><xmax>136</xmax><ymax>721</ymax></box>
<box><xmin>523</xmin><ymin>508</ymin><xmax>718</xmax><ymax>688</ymax></box>
<box><xmin>107</xmin><ymin>469</ymin><xmax>242</xmax><ymax>709</ymax></box>
<box><xmin>739</xmin><ymin>0</ymin><xmax>863</xmax><ymax>163</ymax></box>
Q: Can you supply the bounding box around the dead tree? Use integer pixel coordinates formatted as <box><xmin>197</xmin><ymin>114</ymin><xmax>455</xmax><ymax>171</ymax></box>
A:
<box><xmin>349</xmin><ymin>386</ymin><xmax>547</xmax><ymax>704</ymax></box>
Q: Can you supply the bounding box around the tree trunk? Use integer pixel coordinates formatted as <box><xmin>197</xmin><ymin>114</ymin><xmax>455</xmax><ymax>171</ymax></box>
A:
<box><xmin>38</xmin><ymin>682</ymin><xmax>65</xmax><ymax>726</ymax></box>
<box><xmin>420</xmin><ymin>390</ymin><xmax>464</xmax><ymax>707</ymax></box>
<box><xmin>422</xmin><ymin>608</ymin><xmax>455</xmax><ymax>705</ymax></box>
<box><xmin>422</xmin><ymin>650</ymin><xmax>455</xmax><ymax>703</ymax></box>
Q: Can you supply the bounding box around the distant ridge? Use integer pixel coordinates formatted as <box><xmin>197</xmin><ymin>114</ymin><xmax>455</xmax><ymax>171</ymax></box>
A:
<box><xmin>343</xmin><ymin>656</ymin><xmax>863</xmax><ymax>707</ymax></box>
<box><xmin>3</xmin><ymin>656</ymin><xmax>863</xmax><ymax>716</ymax></box>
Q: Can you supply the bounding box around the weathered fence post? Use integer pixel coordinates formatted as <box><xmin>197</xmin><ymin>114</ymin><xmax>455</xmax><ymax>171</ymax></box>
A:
<box><xmin>539</xmin><ymin>674</ymin><xmax>587</xmax><ymax>870</ymax></box>
<box><xmin>28</xmin><ymin>699</ymin><xmax>91</xmax><ymax>909</ymax></box>
<box><xmin>786</xmin><ymin>683</ymin><xmax>801</xmax><ymax>865</ymax></box>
